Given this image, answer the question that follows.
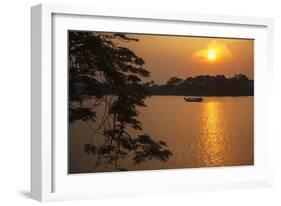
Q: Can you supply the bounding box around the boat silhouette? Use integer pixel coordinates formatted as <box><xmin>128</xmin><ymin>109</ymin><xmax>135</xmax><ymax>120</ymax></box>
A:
<box><xmin>184</xmin><ymin>97</ymin><xmax>204</xmax><ymax>102</ymax></box>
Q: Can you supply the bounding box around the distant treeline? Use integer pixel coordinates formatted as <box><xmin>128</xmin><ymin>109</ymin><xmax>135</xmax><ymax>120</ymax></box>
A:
<box><xmin>144</xmin><ymin>74</ymin><xmax>254</xmax><ymax>96</ymax></box>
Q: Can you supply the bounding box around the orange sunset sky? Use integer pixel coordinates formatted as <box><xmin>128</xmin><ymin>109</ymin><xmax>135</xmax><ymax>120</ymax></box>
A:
<box><xmin>119</xmin><ymin>34</ymin><xmax>254</xmax><ymax>84</ymax></box>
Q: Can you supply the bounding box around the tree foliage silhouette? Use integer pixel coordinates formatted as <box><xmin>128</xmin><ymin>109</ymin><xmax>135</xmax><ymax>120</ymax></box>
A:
<box><xmin>148</xmin><ymin>74</ymin><xmax>253</xmax><ymax>96</ymax></box>
<box><xmin>69</xmin><ymin>31</ymin><xmax>172</xmax><ymax>171</ymax></box>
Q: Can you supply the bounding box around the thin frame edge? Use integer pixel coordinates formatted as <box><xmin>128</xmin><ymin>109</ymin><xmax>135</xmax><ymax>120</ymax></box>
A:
<box><xmin>31</xmin><ymin>4</ymin><xmax>43</xmax><ymax>201</ymax></box>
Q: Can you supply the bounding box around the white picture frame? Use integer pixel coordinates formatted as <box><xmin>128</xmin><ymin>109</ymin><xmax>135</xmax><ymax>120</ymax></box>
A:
<box><xmin>31</xmin><ymin>3</ymin><xmax>274</xmax><ymax>202</ymax></box>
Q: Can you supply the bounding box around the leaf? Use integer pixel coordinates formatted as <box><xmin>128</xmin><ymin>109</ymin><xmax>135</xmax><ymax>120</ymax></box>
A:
<box><xmin>69</xmin><ymin>108</ymin><xmax>96</xmax><ymax>123</ymax></box>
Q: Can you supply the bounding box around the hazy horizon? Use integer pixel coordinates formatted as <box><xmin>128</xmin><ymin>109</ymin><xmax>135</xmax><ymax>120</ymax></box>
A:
<box><xmin>117</xmin><ymin>34</ymin><xmax>254</xmax><ymax>84</ymax></box>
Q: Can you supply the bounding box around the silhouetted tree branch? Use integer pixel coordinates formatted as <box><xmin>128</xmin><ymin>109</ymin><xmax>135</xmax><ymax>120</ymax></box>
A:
<box><xmin>69</xmin><ymin>31</ymin><xmax>172</xmax><ymax>171</ymax></box>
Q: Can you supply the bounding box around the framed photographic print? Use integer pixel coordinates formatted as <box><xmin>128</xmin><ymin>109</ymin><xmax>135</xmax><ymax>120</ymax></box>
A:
<box><xmin>31</xmin><ymin>3</ymin><xmax>274</xmax><ymax>201</ymax></box>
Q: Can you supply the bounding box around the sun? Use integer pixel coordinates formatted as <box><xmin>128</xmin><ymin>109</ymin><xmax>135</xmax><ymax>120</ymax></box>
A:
<box><xmin>193</xmin><ymin>42</ymin><xmax>231</xmax><ymax>63</ymax></box>
<box><xmin>207</xmin><ymin>49</ymin><xmax>217</xmax><ymax>61</ymax></box>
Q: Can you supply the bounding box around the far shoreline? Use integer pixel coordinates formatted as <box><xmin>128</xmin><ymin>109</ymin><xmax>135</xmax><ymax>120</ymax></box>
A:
<box><xmin>147</xmin><ymin>94</ymin><xmax>254</xmax><ymax>97</ymax></box>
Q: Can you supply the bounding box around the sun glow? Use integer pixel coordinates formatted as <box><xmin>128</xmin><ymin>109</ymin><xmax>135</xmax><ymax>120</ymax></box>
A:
<box><xmin>193</xmin><ymin>41</ymin><xmax>233</xmax><ymax>63</ymax></box>
<box><xmin>207</xmin><ymin>49</ymin><xmax>217</xmax><ymax>61</ymax></box>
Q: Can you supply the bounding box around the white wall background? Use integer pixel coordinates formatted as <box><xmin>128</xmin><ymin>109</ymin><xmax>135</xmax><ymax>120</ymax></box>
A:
<box><xmin>0</xmin><ymin>0</ymin><xmax>280</xmax><ymax>205</ymax></box>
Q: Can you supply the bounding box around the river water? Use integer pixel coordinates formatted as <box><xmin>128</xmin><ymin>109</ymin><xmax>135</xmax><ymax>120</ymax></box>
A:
<box><xmin>69</xmin><ymin>96</ymin><xmax>254</xmax><ymax>173</ymax></box>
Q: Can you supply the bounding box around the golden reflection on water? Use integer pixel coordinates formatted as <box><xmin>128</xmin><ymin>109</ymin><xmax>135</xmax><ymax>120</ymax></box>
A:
<box><xmin>201</xmin><ymin>101</ymin><xmax>226</xmax><ymax>166</ymax></box>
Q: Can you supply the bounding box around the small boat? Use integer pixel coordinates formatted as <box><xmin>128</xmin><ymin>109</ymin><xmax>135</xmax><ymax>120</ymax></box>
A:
<box><xmin>184</xmin><ymin>96</ymin><xmax>204</xmax><ymax>102</ymax></box>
